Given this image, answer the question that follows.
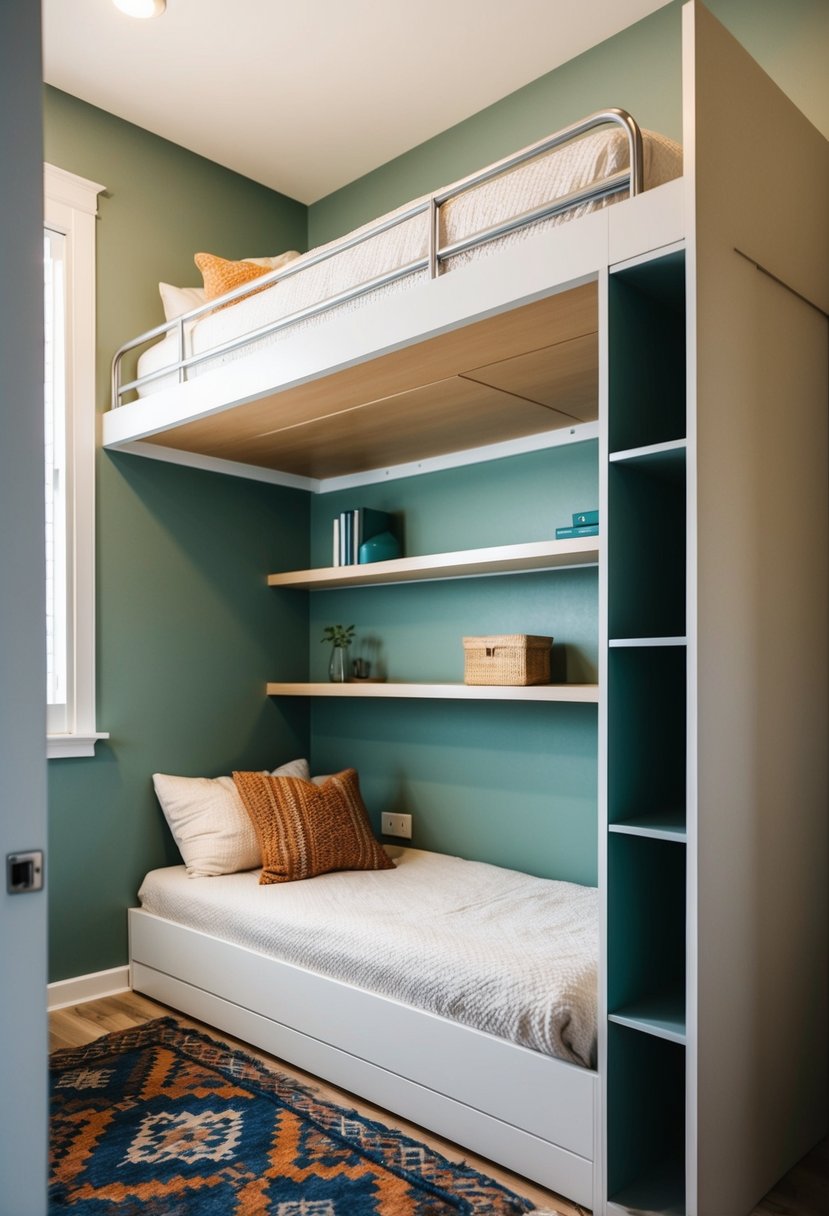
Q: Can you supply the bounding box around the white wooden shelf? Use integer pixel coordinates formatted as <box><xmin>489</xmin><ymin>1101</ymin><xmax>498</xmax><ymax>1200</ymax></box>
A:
<box><xmin>609</xmin><ymin>438</ymin><xmax>687</xmax><ymax>466</ymax></box>
<box><xmin>609</xmin><ymin>636</ymin><xmax>687</xmax><ymax>648</ymax></box>
<box><xmin>608</xmin><ymin>993</ymin><xmax>687</xmax><ymax>1045</ymax></box>
<box><xmin>267</xmin><ymin>537</ymin><xmax>599</xmax><ymax>590</ymax></box>
<box><xmin>609</xmin><ymin>807</ymin><xmax>686</xmax><ymax>842</ymax></box>
<box><xmin>267</xmin><ymin>681</ymin><xmax>599</xmax><ymax>703</ymax></box>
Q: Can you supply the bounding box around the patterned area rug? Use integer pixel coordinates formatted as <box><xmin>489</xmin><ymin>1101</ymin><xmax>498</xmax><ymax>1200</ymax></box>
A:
<box><xmin>49</xmin><ymin>1017</ymin><xmax>543</xmax><ymax>1215</ymax></box>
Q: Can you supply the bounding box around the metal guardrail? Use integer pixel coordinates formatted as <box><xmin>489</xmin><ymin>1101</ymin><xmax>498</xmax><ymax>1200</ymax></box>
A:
<box><xmin>111</xmin><ymin>109</ymin><xmax>644</xmax><ymax>408</ymax></box>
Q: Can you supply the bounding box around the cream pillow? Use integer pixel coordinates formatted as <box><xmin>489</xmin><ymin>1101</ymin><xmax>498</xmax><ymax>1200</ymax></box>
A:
<box><xmin>158</xmin><ymin>282</ymin><xmax>206</xmax><ymax>321</ymax></box>
<box><xmin>153</xmin><ymin>758</ymin><xmax>310</xmax><ymax>878</ymax></box>
<box><xmin>242</xmin><ymin>251</ymin><xmax>301</xmax><ymax>271</ymax></box>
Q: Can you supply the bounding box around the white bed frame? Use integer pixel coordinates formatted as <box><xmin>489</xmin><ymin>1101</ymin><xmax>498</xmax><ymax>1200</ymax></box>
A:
<box><xmin>129</xmin><ymin>907</ymin><xmax>600</xmax><ymax>1207</ymax></box>
<box><xmin>121</xmin><ymin>6</ymin><xmax>829</xmax><ymax>1214</ymax></box>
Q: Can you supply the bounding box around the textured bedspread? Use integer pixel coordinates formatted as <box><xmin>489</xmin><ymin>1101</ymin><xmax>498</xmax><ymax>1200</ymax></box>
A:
<box><xmin>135</xmin><ymin>127</ymin><xmax>681</xmax><ymax>393</ymax></box>
<box><xmin>138</xmin><ymin>847</ymin><xmax>598</xmax><ymax>1068</ymax></box>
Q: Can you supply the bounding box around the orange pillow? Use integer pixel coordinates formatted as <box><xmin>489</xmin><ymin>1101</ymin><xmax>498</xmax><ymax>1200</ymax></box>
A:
<box><xmin>232</xmin><ymin>768</ymin><xmax>395</xmax><ymax>885</ymax></box>
<box><xmin>193</xmin><ymin>252</ymin><xmax>273</xmax><ymax>307</ymax></box>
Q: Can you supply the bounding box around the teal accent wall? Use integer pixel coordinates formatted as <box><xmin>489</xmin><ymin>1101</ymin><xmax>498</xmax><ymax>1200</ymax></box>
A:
<box><xmin>44</xmin><ymin>89</ymin><xmax>311</xmax><ymax>982</ymax></box>
<box><xmin>308</xmin><ymin>0</ymin><xmax>828</xmax><ymax>244</ymax></box>
<box><xmin>296</xmin><ymin>441</ymin><xmax>600</xmax><ymax>884</ymax></box>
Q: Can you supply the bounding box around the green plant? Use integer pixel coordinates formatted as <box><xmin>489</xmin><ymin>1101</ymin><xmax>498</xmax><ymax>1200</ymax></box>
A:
<box><xmin>321</xmin><ymin>624</ymin><xmax>355</xmax><ymax>649</ymax></box>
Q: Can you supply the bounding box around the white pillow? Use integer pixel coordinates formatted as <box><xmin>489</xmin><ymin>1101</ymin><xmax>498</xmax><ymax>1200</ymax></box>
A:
<box><xmin>153</xmin><ymin>758</ymin><xmax>310</xmax><ymax>878</ymax></box>
<box><xmin>158</xmin><ymin>282</ymin><xmax>206</xmax><ymax>321</ymax></box>
<box><xmin>241</xmin><ymin>251</ymin><xmax>301</xmax><ymax>272</ymax></box>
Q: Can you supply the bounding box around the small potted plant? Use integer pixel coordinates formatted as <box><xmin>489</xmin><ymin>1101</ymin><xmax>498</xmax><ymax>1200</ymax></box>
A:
<box><xmin>321</xmin><ymin>624</ymin><xmax>355</xmax><ymax>683</ymax></box>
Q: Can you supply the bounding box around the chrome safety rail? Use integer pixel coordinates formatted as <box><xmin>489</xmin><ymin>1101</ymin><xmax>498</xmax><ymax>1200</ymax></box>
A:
<box><xmin>111</xmin><ymin>109</ymin><xmax>643</xmax><ymax>408</ymax></box>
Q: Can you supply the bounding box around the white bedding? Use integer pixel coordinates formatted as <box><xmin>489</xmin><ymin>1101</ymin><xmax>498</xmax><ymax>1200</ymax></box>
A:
<box><xmin>133</xmin><ymin>127</ymin><xmax>681</xmax><ymax>396</ymax></box>
<box><xmin>138</xmin><ymin>847</ymin><xmax>598</xmax><ymax>1068</ymax></box>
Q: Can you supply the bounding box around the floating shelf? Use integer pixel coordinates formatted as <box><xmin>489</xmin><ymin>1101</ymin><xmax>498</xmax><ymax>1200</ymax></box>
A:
<box><xmin>267</xmin><ymin>537</ymin><xmax>599</xmax><ymax>590</ymax></box>
<box><xmin>267</xmin><ymin>681</ymin><xmax>599</xmax><ymax>702</ymax></box>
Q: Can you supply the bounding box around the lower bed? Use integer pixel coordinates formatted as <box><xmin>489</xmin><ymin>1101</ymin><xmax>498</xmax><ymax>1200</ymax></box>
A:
<box><xmin>131</xmin><ymin>848</ymin><xmax>600</xmax><ymax>1206</ymax></box>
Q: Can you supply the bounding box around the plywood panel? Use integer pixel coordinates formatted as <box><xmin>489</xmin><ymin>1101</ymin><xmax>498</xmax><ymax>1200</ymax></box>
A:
<box><xmin>198</xmin><ymin>377</ymin><xmax>577</xmax><ymax>479</ymax></box>
<box><xmin>464</xmin><ymin>332</ymin><xmax>598</xmax><ymax>420</ymax></box>
<box><xmin>143</xmin><ymin>282</ymin><xmax>598</xmax><ymax>473</ymax></box>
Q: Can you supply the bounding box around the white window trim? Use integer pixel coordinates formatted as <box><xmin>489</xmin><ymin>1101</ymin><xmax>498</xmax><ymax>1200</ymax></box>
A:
<box><xmin>44</xmin><ymin>163</ymin><xmax>109</xmax><ymax>760</ymax></box>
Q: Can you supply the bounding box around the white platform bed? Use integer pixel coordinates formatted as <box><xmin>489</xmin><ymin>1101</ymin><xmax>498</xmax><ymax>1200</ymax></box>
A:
<box><xmin>131</xmin><ymin>848</ymin><xmax>600</xmax><ymax>1205</ymax></box>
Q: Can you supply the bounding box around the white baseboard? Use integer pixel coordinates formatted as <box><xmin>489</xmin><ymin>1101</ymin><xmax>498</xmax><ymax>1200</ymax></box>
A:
<box><xmin>48</xmin><ymin>965</ymin><xmax>130</xmax><ymax>1011</ymax></box>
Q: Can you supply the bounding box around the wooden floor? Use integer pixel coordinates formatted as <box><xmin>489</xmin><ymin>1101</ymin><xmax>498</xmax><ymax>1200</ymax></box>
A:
<box><xmin>50</xmin><ymin>993</ymin><xmax>829</xmax><ymax>1216</ymax></box>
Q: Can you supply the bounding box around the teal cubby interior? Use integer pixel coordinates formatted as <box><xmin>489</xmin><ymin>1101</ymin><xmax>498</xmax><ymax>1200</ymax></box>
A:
<box><xmin>608</xmin><ymin>447</ymin><xmax>686</xmax><ymax>640</ymax></box>
<box><xmin>607</xmin><ymin>645</ymin><xmax>686</xmax><ymax>829</ymax></box>
<box><xmin>607</xmin><ymin>1022</ymin><xmax>686</xmax><ymax>1213</ymax></box>
<box><xmin>607</xmin><ymin>832</ymin><xmax>686</xmax><ymax>1018</ymax></box>
<box><xmin>608</xmin><ymin>249</ymin><xmax>686</xmax><ymax>454</ymax></box>
<box><xmin>310</xmin><ymin>697</ymin><xmax>598</xmax><ymax>885</ymax></box>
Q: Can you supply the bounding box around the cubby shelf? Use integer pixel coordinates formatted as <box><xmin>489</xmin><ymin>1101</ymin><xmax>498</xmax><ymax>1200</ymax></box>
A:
<box><xmin>267</xmin><ymin>681</ymin><xmax>599</xmax><ymax>702</ymax></box>
<box><xmin>608</xmin><ymin>810</ymin><xmax>686</xmax><ymax>842</ymax></box>
<box><xmin>608</xmin><ymin>993</ymin><xmax>687</xmax><ymax>1045</ymax></box>
<box><xmin>609</xmin><ymin>438</ymin><xmax>687</xmax><ymax>467</ymax></box>
<box><xmin>609</xmin><ymin>637</ymin><xmax>686</xmax><ymax>648</ymax></box>
<box><xmin>267</xmin><ymin>537</ymin><xmax>599</xmax><ymax>590</ymax></box>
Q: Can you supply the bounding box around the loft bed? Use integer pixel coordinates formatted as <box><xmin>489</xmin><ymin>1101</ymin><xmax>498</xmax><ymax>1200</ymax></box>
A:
<box><xmin>105</xmin><ymin>109</ymin><xmax>683</xmax><ymax>484</ymax></box>
<box><xmin>116</xmin><ymin>4</ymin><xmax>829</xmax><ymax>1215</ymax></box>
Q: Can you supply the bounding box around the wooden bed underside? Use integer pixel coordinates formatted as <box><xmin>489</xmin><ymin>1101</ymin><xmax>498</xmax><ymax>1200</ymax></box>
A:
<box><xmin>138</xmin><ymin>283</ymin><xmax>599</xmax><ymax>479</ymax></box>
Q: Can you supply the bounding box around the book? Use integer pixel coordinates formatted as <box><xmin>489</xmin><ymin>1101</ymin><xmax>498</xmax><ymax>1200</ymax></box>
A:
<box><xmin>332</xmin><ymin>516</ymin><xmax>340</xmax><ymax>567</ymax></box>
<box><xmin>339</xmin><ymin>511</ymin><xmax>354</xmax><ymax>565</ymax></box>
<box><xmin>555</xmin><ymin>524</ymin><xmax>599</xmax><ymax>539</ymax></box>
<box><xmin>572</xmin><ymin>509</ymin><xmax>599</xmax><ymax>527</ymax></box>
<box><xmin>351</xmin><ymin>507</ymin><xmax>395</xmax><ymax>564</ymax></box>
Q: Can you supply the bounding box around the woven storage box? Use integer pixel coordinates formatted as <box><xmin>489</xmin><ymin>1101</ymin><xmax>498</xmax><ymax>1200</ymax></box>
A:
<box><xmin>462</xmin><ymin>634</ymin><xmax>553</xmax><ymax>686</ymax></box>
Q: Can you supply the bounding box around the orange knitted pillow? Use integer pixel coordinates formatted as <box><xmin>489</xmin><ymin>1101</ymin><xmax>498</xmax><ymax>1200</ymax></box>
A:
<box><xmin>193</xmin><ymin>252</ymin><xmax>273</xmax><ymax>307</ymax></box>
<box><xmin>232</xmin><ymin>768</ymin><xmax>395</xmax><ymax>885</ymax></box>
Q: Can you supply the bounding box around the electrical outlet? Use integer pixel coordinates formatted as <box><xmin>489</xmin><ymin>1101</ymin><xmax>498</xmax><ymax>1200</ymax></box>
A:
<box><xmin>381</xmin><ymin>812</ymin><xmax>412</xmax><ymax>839</ymax></box>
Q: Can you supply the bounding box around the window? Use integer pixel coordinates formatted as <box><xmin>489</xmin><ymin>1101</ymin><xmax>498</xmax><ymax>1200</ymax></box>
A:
<box><xmin>44</xmin><ymin>163</ymin><xmax>108</xmax><ymax>759</ymax></box>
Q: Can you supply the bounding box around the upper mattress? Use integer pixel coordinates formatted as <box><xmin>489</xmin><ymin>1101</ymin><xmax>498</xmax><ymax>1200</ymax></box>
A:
<box><xmin>133</xmin><ymin>126</ymin><xmax>682</xmax><ymax>398</ymax></box>
<box><xmin>138</xmin><ymin>847</ymin><xmax>598</xmax><ymax>1068</ymax></box>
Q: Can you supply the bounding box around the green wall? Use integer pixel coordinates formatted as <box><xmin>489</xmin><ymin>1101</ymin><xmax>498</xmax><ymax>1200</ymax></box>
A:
<box><xmin>44</xmin><ymin>89</ymin><xmax>311</xmax><ymax>982</ymax></box>
<box><xmin>308</xmin><ymin>0</ymin><xmax>829</xmax><ymax>244</ymax></box>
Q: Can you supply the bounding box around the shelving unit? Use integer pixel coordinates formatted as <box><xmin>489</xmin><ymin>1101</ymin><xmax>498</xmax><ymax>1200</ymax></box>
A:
<box><xmin>604</xmin><ymin>241</ymin><xmax>689</xmax><ymax>1214</ymax></box>
<box><xmin>270</xmin><ymin>533</ymin><xmax>598</xmax><ymax>701</ymax></box>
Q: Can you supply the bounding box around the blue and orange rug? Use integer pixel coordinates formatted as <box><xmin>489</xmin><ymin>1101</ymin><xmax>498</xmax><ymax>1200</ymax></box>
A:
<box><xmin>49</xmin><ymin>1016</ymin><xmax>543</xmax><ymax>1214</ymax></box>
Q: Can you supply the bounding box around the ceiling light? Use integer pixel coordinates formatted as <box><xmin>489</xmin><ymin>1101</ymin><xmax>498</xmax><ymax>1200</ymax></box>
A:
<box><xmin>113</xmin><ymin>0</ymin><xmax>166</xmax><ymax>17</ymax></box>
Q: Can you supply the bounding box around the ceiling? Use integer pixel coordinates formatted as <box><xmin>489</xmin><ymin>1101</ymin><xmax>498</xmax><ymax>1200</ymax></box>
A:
<box><xmin>42</xmin><ymin>0</ymin><xmax>671</xmax><ymax>204</ymax></box>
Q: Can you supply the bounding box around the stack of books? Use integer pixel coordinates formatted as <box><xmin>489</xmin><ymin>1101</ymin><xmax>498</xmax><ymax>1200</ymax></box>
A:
<box><xmin>555</xmin><ymin>509</ymin><xmax>599</xmax><ymax>539</ymax></box>
<box><xmin>333</xmin><ymin>507</ymin><xmax>396</xmax><ymax>566</ymax></box>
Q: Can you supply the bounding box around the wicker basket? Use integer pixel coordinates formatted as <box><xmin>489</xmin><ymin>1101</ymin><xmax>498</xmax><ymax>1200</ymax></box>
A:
<box><xmin>462</xmin><ymin>634</ymin><xmax>553</xmax><ymax>686</ymax></box>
